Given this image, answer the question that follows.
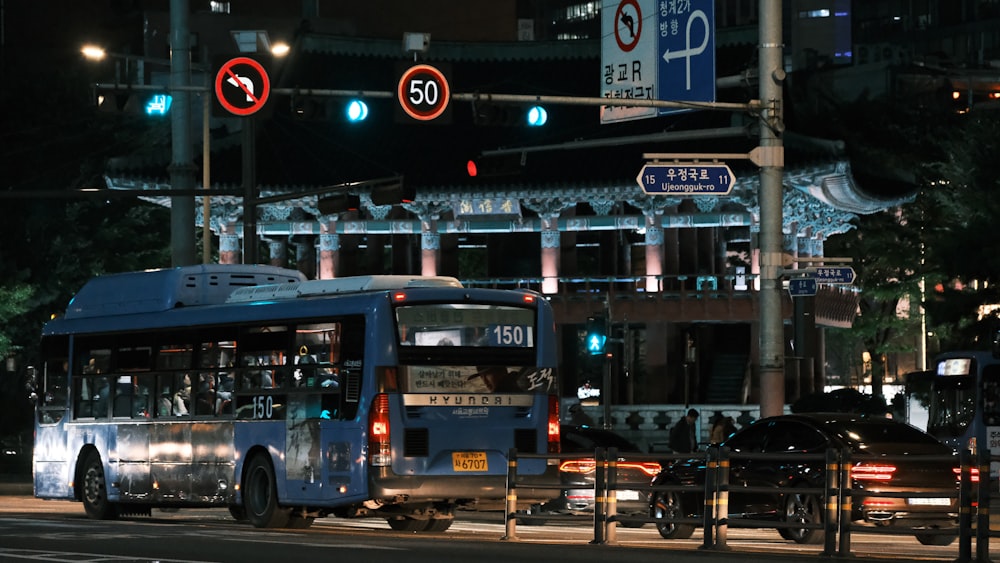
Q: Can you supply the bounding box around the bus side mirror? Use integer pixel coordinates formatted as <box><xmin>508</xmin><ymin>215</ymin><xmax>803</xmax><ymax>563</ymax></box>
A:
<box><xmin>25</xmin><ymin>365</ymin><xmax>38</xmax><ymax>403</ymax></box>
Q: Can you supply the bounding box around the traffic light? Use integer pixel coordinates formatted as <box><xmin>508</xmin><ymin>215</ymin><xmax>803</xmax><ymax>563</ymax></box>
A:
<box><xmin>466</xmin><ymin>152</ymin><xmax>523</xmax><ymax>178</ymax></box>
<box><xmin>584</xmin><ymin>315</ymin><xmax>607</xmax><ymax>355</ymax></box>
<box><xmin>345</xmin><ymin>99</ymin><xmax>369</xmax><ymax>122</ymax></box>
<box><xmin>472</xmin><ymin>101</ymin><xmax>548</xmax><ymax>127</ymax></box>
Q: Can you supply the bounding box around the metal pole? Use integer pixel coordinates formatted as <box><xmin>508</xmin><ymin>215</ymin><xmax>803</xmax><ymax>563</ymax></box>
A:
<box><xmin>242</xmin><ymin>117</ymin><xmax>257</xmax><ymax>264</ymax></box>
<box><xmin>202</xmin><ymin>91</ymin><xmax>211</xmax><ymax>264</ymax></box>
<box><xmin>757</xmin><ymin>0</ymin><xmax>786</xmax><ymax>418</ymax></box>
<box><xmin>168</xmin><ymin>0</ymin><xmax>196</xmax><ymax>266</ymax></box>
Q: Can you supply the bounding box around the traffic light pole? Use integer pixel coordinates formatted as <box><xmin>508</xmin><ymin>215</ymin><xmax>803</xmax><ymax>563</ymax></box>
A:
<box><xmin>757</xmin><ymin>0</ymin><xmax>786</xmax><ymax>418</ymax></box>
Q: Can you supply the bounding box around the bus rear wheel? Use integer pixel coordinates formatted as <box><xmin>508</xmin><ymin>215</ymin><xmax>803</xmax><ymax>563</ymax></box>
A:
<box><xmin>81</xmin><ymin>450</ymin><xmax>118</xmax><ymax>520</ymax></box>
<box><xmin>243</xmin><ymin>454</ymin><xmax>290</xmax><ymax>528</ymax></box>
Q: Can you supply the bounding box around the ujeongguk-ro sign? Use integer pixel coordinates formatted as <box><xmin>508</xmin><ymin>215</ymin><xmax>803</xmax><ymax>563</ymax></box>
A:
<box><xmin>636</xmin><ymin>162</ymin><xmax>735</xmax><ymax>195</ymax></box>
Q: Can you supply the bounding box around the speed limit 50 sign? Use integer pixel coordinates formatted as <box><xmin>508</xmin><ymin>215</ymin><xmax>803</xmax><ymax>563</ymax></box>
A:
<box><xmin>396</xmin><ymin>63</ymin><xmax>451</xmax><ymax>122</ymax></box>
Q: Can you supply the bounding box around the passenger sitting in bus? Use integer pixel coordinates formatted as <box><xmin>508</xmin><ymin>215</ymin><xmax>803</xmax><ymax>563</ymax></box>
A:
<box><xmin>216</xmin><ymin>372</ymin><xmax>235</xmax><ymax>414</ymax></box>
<box><xmin>195</xmin><ymin>374</ymin><xmax>216</xmax><ymax>415</ymax></box>
<box><xmin>173</xmin><ymin>374</ymin><xmax>191</xmax><ymax>415</ymax></box>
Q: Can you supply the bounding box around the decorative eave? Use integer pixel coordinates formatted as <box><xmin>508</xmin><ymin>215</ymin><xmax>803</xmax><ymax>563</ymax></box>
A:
<box><xmin>298</xmin><ymin>34</ymin><xmax>600</xmax><ymax>62</ymax></box>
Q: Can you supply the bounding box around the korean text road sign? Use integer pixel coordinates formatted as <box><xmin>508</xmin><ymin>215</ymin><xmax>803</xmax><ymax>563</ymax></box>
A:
<box><xmin>214</xmin><ymin>56</ymin><xmax>270</xmax><ymax>116</ymax></box>
<box><xmin>397</xmin><ymin>64</ymin><xmax>451</xmax><ymax>122</ymax></box>
<box><xmin>600</xmin><ymin>0</ymin><xmax>658</xmax><ymax>123</ymax></box>
<box><xmin>636</xmin><ymin>163</ymin><xmax>735</xmax><ymax>195</ymax></box>
<box><xmin>813</xmin><ymin>267</ymin><xmax>856</xmax><ymax>284</ymax></box>
<box><xmin>658</xmin><ymin>0</ymin><xmax>716</xmax><ymax>108</ymax></box>
<box><xmin>788</xmin><ymin>278</ymin><xmax>818</xmax><ymax>297</ymax></box>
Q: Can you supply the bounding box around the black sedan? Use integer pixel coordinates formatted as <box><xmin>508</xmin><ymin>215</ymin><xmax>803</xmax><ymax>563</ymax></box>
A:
<box><xmin>651</xmin><ymin>413</ymin><xmax>963</xmax><ymax>545</ymax></box>
<box><xmin>521</xmin><ymin>424</ymin><xmax>660</xmax><ymax>525</ymax></box>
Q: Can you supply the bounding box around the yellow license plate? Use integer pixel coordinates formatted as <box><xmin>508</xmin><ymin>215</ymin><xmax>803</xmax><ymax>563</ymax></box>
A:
<box><xmin>452</xmin><ymin>451</ymin><xmax>488</xmax><ymax>472</ymax></box>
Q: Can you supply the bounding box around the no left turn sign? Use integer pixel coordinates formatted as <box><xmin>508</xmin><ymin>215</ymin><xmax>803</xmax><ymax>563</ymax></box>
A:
<box><xmin>215</xmin><ymin>56</ymin><xmax>271</xmax><ymax>116</ymax></box>
<box><xmin>397</xmin><ymin>64</ymin><xmax>451</xmax><ymax>122</ymax></box>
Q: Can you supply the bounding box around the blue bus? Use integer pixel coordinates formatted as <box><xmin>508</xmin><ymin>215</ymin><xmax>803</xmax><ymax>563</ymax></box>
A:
<box><xmin>923</xmin><ymin>350</ymin><xmax>1000</xmax><ymax>488</ymax></box>
<box><xmin>30</xmin><ymin>265</ymin><xmax>560</xmax><ymax>531</ymax></box>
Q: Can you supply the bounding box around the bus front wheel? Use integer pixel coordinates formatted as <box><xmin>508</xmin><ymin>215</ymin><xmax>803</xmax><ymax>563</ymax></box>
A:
<box><xmin>243</xmin><ymin>455</ymin><xmax>290</xmax><ymax>528</ymax></box>
<box><xmin>81</xmin><ymin>450</ymin><xmax>118</xmax><ymax>520</ymax></box>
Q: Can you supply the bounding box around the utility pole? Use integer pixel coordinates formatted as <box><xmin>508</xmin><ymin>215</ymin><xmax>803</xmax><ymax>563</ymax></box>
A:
<box><xmin>757</xmin><ymin>0</ymin><xmax>787</xmax><ymax>418</ymax></box>
<box><xmin>169</xmin><ymin>0</ymin><xmax>197</xmax><ymax>266</ymax></box>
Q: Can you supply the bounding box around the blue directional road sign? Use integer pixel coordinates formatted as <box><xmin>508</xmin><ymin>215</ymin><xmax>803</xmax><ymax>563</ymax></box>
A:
<box><xmin>813</xmin><ymin>267</ymin><xmax>856</xmax><ymax>284</ymax></box>
<box><xmin>658</xmin><ymin>0</ymin><xmax>716</xmax><ymax>112</ymax></box>
<box><xmin>636</xmin><ymin>163</ymin><xmax>735</xmax><ymax>195</ymax></box>
<box><xmin>788</xmin><ymin>278</ymin><xmax>817</xmax><ymax>297</ymax></box>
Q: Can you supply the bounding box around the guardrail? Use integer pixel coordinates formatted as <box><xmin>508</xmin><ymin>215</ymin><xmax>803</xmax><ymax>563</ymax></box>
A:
<box><xmin>503</xmin><ymin>446</ymin><xmax>994</xmax><ymax>562</ymax></box>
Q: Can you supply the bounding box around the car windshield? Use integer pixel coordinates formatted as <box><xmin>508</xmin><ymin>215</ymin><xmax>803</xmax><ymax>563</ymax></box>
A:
<box><xmin>822</xmin><ymin>419</ymin><xmax>945</xmax><ymax>449</ymax></box>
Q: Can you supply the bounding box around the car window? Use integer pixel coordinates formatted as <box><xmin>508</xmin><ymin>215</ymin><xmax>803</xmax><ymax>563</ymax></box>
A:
<box><xmin>724</xmin><ymin>422</ymin><xmax>769</xmax><ymax>453</ymax></box>
<box><xmin>561</xmin><ymin>427</ymin><xmax>640</xmax><ymax>453</ymax></box>
<box><xmin>762</xmin><ymin>420</ymin><xmax>826</xmax><ymax>452</ymax></box>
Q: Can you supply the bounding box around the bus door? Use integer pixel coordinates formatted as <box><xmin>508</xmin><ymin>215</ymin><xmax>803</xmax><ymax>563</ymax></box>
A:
<box><xmin>33</xmin><ymin>344</ymin><xmax>72</xmax><ymax>498</ymax></box>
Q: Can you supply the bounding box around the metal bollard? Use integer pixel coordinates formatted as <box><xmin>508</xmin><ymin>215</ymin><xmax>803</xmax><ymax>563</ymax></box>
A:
<box><xmin>822</xmin><ymin>447</ymin><xmax>839</xmax><ymax>556</ymax></box>
<box><xmin>591</xmin><ymin>447</ymin><xmax>607</xmax><ymax>545</ymax></box>
<box><xmin>838</xmin><ymin>450</ymin><xmax>852</xmax><ymax>557</ymax></box>
<box><xmin>502</xmin><ymin>447</ymin><xmax>518</xmax><ymax>541</ymax></box>
<box><xmin>975</xmin><ymin>449</ymin><xmax>990</xmax><ymax>563</ymax></box>
<box><xmin>957</xmin><ymin>448</ymin><xmax>972</xmax><ymax>563</ymax></box>
<box><xmin>701</xmin><ymin>447</ymin><xmax>717</xmax><ymax>550</ymax></box>
<box><xmin>713</xmin><ymin>445</ymin><xmax>731</xmax><ymax>551</ymax></box>
<box><xmin>606</xmin><ymin>447</ymin><xmax>618</xmax><ymax>545</ymax></box>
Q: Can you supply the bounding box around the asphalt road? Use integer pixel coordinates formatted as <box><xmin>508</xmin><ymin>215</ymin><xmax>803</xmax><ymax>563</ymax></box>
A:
<box><xmin>0</xmin><ymin>478</ymin><xmax>996</xmax><ymax>563</ymax></box>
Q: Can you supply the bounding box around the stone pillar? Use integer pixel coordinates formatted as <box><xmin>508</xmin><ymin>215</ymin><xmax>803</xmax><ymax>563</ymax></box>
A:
<box><xmin>219</xmin><ymin>222</ymin><xmax>241</xmax><ymax>265</ymax></box>
<box><xmin>644</xmin><ymin>213</ymin><xmax>663</xmax><ymax>292</ymax></box>
<box><xmin>319</xmin><ymin>217</ymin><xmax>339</xmax><ymax>279</ymax></box>
<box><xmin>294</xmin><ymin>235</ymin><xmax>317</xmax><ymax>280</ymax></box>
<box><xmin>422</xmin><ymin>229</ymin><xmax>440</xmax><ymax>276</ymax></box>
<box><xmin>541</xmin><ymin>216</ymin><xmax>559</xmax><ymax>295</ymax></box>
<box><xmin>267</xmin><ymin>238</ymin><xmax>287</xmax><ymax>268</ymax></box>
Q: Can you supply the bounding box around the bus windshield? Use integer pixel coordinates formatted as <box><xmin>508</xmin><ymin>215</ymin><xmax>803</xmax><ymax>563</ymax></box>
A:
<box><xmin>926</xmin><ymin>375</ymin><xmax>975</xmax><ymax>438</ymax></box>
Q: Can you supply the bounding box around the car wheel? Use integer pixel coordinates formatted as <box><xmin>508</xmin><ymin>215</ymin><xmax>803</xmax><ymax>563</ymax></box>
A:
<box><xmin>81</xmin><ymin>450</ymin><xmax>118</xmax><ymax>520</ymax></box>
<box><xmin>387</xmin><ymin>517</ymin><xmax>427</xmax><ymax>531</ymax></box>
<box><xmin>243</xmin><ymin>454</ymin><xmax>291</xmax><ymax>528</ymax></box>
<box><xmin>652</xmin><ymin>490</ymin><xmax>695</xmax><ymax>539</ymax></box>
<box><xmin>424</xmin><ymin>518</ymin><xmax>454</xmax><ymax>532</ymax></box>
<box><xmin>915</xmin><ymin>532</ymin><xmax>956</xmax><ymax>546</ymax></box>
<box><xmin>517</xmin><ymin>503</ymin><xmax>547</xmax><ymax>526</ymax></box>
<box><xmin>782</xmin><ymin>485</ymin><xmax>822</xmax><ymax>544</ymax></box>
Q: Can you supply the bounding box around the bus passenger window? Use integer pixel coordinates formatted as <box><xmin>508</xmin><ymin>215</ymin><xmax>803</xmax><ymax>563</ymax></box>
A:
<box><xmin>194</xmin><ymin>374</ymin><xmax>216</xmax><ymax>416</ymax></box>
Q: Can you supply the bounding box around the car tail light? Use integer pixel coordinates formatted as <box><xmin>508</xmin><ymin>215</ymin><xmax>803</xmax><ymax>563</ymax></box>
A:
<box><xmin>952</xmin><ymin>467</ymin><xmax>980</xmax><ymax>483</ymax></box>
<box><xmin>548</xmin><ymin>394</ymin><xmax>560</xmax><ymax>453</ymax></box>
<box><xmin>369</xmin><ymin>393</ymin><xmax>391</xmax><ymax>466</ymax></box>
<box><xmin>619</xmin><ymin>461</ymin><xmax>662</xmax><ymax>477</ymax></box>
<box><xmin>560</xmin><ymin>459</ymin><xmax>597</xmax><ymax>474</ymax></box>
<box><xmin>852</xmin><ymin>463</ymin><xmax>896</xmax><ymax>481</ymax></box>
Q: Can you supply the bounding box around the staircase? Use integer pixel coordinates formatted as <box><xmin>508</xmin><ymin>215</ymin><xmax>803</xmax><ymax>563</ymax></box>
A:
<box><xmin>705</xmin><ymin>354</ymin><xmax>749</xmax><ymax>404</ymax></box>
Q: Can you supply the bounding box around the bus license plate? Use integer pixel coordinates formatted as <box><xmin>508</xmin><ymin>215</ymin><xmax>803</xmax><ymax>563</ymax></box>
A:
<box><xmin>453</xmin><ymin>452</ymin><xmax>488</xmax><ymax>472</ymax></box>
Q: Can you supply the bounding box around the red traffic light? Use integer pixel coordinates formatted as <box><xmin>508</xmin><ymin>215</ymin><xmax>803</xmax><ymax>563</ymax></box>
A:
<box><xmin>466</xmin><ymin>160</ymin><xmax>478</xmax><ymax>177</ymax></box>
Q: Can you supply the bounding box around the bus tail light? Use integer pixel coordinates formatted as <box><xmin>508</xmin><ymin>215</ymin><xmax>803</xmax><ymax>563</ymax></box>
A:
<box><xmin>547</xmin><ymin>394</ymin><xmax>560</xmax><ymax>453</ymax></box>
<box><xmin>369</xmin><ymin>393</ymin><xmax>391</xmax><ymax>467</ymax></box>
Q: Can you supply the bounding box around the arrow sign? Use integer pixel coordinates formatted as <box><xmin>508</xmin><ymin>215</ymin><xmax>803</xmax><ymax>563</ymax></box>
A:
<box><xmin>636</xmin><ymin>163</ymin><xmax>735</xmax><ymax>195</ymax></box>
<box><xmin>813</xmin><ymin>266</ymin><xmax>856</xmax><ymax>284</ymax></box>
<box><xmin>788</xmin><ymin>277</ymin><xmax>817</xmax><ymax>297</ymax></box>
